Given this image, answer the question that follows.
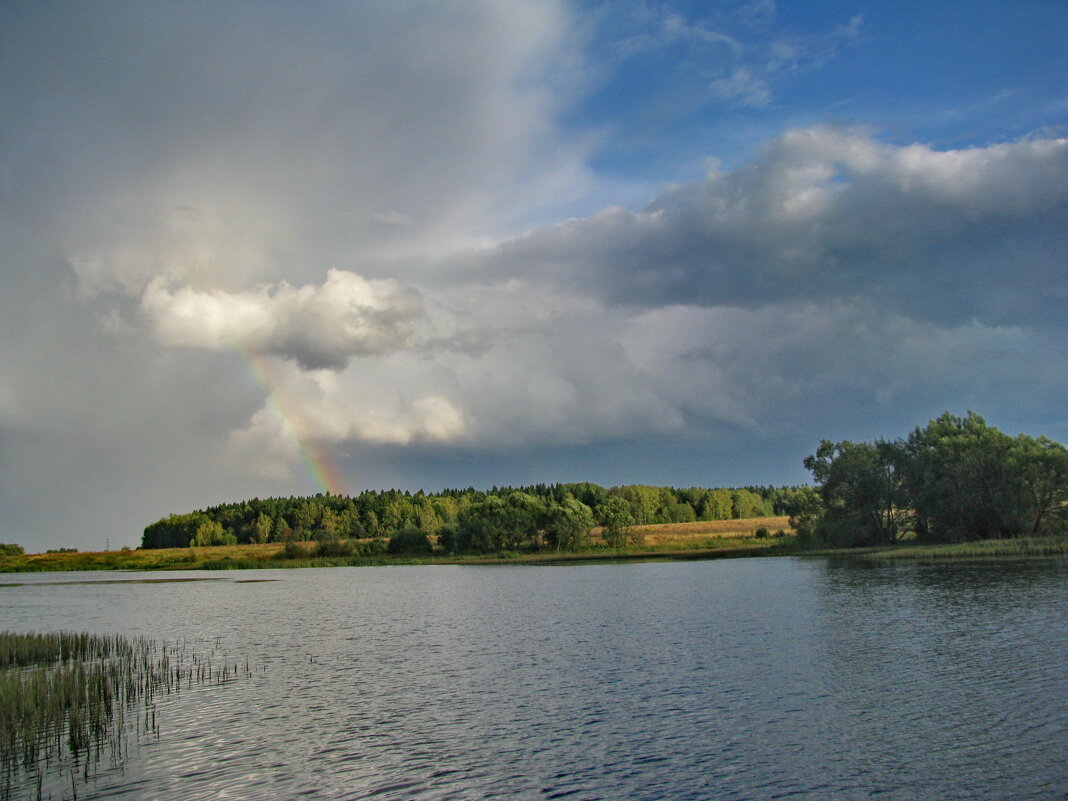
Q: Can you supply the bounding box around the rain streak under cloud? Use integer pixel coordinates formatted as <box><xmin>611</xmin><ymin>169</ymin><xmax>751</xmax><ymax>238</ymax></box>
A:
<box><xmin>1</xmin><ymin>0</ymin><xmax>1067</xmax><ymax>549</ymax></box>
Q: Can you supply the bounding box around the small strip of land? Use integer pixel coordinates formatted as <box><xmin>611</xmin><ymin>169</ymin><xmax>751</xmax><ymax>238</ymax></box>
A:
<box><xmin>1</xmin><ymin>517</ymin><xmax>790</xmax><ymax>571</ymax></box>
<box><xmin>3</xmin><ymin>516</ymin><xmax>1067</xmax><ymax>572</ymax></box>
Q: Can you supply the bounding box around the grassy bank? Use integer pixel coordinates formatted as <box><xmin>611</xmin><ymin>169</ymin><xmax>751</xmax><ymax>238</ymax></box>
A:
<box><xmin>0</xmin><ymin>543</ymin><xmax>284</xmax><ymax>573</ymax></box>
<box><xmin>861</xmin><ymin>535</ymin><xmax>1068</xmax><ymax>560</ymax></box>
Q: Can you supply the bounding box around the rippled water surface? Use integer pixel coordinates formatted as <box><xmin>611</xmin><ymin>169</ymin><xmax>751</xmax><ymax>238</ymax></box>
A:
<box><xmin>2</xmin><ymin>558</ymin><xmax>1066</xmax><ymax>800</ymax></box>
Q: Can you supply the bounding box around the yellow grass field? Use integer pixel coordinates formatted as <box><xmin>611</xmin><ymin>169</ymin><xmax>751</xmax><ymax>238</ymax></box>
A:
<box><xmin>626</xmin><ymin>516</ymin><xmax>790</xmax><ymax>546</ymax></box>
<box><xmin>0</xmin><ymin>542</ymin><xmax>290</xmax><ymax>572</ymax></box>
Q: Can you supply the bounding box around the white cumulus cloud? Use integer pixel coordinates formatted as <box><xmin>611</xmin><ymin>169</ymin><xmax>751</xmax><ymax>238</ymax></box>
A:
<box><xmin>142</xmin><ymin>269</ymin><xmax>424</xmax><ymax>370</ymax></box>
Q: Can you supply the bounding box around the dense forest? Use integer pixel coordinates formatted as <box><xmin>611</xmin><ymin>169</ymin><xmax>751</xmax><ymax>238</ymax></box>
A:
<box><xmin>142</xmin><ymin>412</ymin><xmax>1067</xmax><ymax>556</ymax></box>
<box><xmin>793</xmin><ymin>412</ymin><xmax>1068</xmax><ymax>547</ymax></box>
<box><xmin>142</xmin><ymin>483</ymin><xmax>802</xmax><ymax>553</ymax></box>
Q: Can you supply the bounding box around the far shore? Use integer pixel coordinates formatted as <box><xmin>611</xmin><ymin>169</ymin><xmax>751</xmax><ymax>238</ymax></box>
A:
<box><xmin>3</xmin><ymin>517</ymin><xmax>1067</xmax><ymax>573</ymax></box>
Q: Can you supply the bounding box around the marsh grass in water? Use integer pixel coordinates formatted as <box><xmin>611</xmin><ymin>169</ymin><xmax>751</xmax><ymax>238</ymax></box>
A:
<box><xmin>863</xmin><ymin>535</ymin><xmax>1068</xmax><ymax>560</ymax></box>
<box><xmin>0</xmin><ymin>631</ymin><xmax>250</xmax><ymax>800</ymax></box>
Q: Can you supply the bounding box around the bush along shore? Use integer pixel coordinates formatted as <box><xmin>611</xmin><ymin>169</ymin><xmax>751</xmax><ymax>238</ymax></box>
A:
<box><xmin>0</xmin><ymin>631</ymin><xmax>250</xmax><ymax>800</ymax></box>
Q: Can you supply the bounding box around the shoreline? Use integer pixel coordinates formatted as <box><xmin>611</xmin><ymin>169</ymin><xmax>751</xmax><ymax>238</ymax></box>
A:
<box><xmin>3</xmin><ymin>532</ymin><xmax>1067</xmax><ymax>573</ymax></box>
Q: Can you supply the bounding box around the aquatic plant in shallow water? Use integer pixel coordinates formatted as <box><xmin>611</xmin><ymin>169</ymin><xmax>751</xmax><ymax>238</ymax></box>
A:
<box><xmin>0</xmin><ymin>631</ymin><xmax>250</xmax><ymax>800</ymax></box>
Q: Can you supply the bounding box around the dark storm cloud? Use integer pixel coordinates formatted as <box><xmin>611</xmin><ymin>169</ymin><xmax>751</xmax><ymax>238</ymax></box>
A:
<box><xmin>484</xmin><ymin>127</ymin><xmax>1068</xmax><ymax>325</ymax></box>
<box><xmin>1</xmin><ymin>1</ymin><xmax>578</xmax><ymax>297</ymax></box>
<box><xmin>2</xmin><ymin>0</ymin><xmax>1066</xmax><ymax>553</ymax></box>
<box><xmin>0</xmin><ymin>0</ymin><xmax>581</xmax><ymax>550</ymax></box>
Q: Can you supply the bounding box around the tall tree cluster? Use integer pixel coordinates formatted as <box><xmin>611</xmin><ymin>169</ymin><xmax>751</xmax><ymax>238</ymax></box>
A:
<box><xmin>141</xmin><ymin>482</ymin><xmax>786</xmax><ymax>552</ymax></box>
<box><xmin>795</xmin><ymin>412</ymin><xmax>1068</xmax><ymax>547</ymax></box>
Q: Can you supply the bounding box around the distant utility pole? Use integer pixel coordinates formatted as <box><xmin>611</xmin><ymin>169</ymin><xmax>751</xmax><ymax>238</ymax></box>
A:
<box><xmin>105</xmin><ymin>537</ymin><xmax>109</xmax><ymax>551</ymax></box>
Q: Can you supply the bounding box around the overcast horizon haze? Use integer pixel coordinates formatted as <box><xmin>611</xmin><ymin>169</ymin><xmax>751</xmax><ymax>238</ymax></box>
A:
<box><xmin>2</xmin><ymin>0</ymin><xmax>1067</xmax><ymax>551</ymax></box>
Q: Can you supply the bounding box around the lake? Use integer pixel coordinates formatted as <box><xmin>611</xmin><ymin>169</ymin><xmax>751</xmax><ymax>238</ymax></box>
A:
<box><xmin>2</xmin><ymin>557</ymin><xmax>1066</xmax><ymax>800</ymax></box>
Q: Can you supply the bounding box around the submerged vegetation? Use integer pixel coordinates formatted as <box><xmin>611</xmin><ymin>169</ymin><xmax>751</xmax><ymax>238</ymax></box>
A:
<box><xmin>0</xmin><ymin>631</ymin><xmax>248</xmax><ymax>800</ymax></box>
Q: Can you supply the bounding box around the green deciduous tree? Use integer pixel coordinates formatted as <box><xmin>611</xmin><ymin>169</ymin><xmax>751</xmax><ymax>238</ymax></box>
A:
<box><xmin>701</xmin><ymin>488</ymin><xmax>735</xmax><ymax>520</ymax></box>
<box><xmin>803</xmin><ymin>412</ymin><xmax>1068</xmax><ymax>545</ymax></box>
<box><xmin>544</xmin><ymin>498</ymin><xmax>596</xmax><ymax>551</ymax></box>
<box><xmin>143</xmin><ymin>513</ymin><xmax>214</xmax><ymax>549</ymax></box>
<box><xmin>271</xmin><ymin>515</ymin><xmax>290</xmax><ymax>542</ymax></box>
<box><xmin>669</xmin><ymin>501</ymin><xmax>697</xmax><ymax>523</ymax></box>
<box><xmin>1012</xmin><ymin>435</ymin><xmax>1068</xmax><ymax>535</ymax></box>
<box><xmin>456</xmin><ymin>493</ymin><xmax>545</xmax><ymax>553</ymax></box>
<box><xmin>597</xmin><ymin>495</ymin><xmax>635</xmax><ymax>548</ymax></box>
<box><xmin>803</xmin><ymin>439</ymin><xmax>906</xmax><ymax>546</ymax></box>
<box><xmin>387</xmin><ymin>528</ymin><xmax>433</xmax><ymax>555</ymax></box>
<box><xmin>901</xmin><ymin>412</ymin><xmax>1024</xmax><ymax>541</ymax></box>
<box><xmin>784</xmin><ymin>486</ymin><xmax>823</xmax><ymax>543</ymax></box>
<box><xmin>253</xmin><ymin>513</ymin><xmax>273</xmax><ymax>544</ymax></box>
<box><xmin>730</xmin><ymin>489</ymin><xmax>768</xmax><ymax>520</ymax></box>
<box><xmin>190</xmin><ymin>519</ymin><xmax>236</xmax><ymax>547</ymax></box>
<box><xmin>317</xmin><ymin>507</ymin><xmax>341</xmax><ymax>541</ymax></box>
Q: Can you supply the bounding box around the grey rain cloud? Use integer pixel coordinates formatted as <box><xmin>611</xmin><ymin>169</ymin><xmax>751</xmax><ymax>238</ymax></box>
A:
<box><xmin>4</xmin><ymin>0</ymin><xmax>586</xmax><ymax>294</ymax></box>
<box><xmin>2</xmin><ymin>0</ymin><xmax>1066</xmax><ymax>551</ymax></box>
<box><xmin>483</xmin><ymin>127</ymin><xmax>1068</xmax><ymax>325</ymax></box>
<box><xmin>0</xmin><ymin>0</ymin><xmax>587</xmax><ymax>548</ymax></box>
<box><xmin>125</xmin><ymin>127</ymin><xmax>1068</xmax><ymax>461</ymax></box>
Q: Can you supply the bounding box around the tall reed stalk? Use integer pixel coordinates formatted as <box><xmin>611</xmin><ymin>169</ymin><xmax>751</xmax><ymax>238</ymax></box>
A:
<box><xmin>0</xmin><ymin>631</ymin><xmax>247</xmax><ymax>801</ymax></box>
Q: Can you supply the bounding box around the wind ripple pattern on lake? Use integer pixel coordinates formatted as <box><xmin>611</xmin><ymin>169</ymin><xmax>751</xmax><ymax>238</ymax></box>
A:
<box><xmin>1</xmin><ymin>559</ymin><xmax>1065</xmax><ymax>800</ymax></box>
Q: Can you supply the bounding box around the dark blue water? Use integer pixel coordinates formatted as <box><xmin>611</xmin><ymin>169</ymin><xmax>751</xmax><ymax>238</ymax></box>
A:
<box><xmin>2</xmin><ymin>557</ymin><xmax>1066</xmax><ymax>800</ymax></box>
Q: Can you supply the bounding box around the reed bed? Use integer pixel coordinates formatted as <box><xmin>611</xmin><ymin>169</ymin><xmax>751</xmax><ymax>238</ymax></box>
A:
<box><xmin>864</xmin><ymin>535</ymin><xmax>1068</xmax><ymax>560</ymax></box>
<box><xmin>0</xmin><ymin>631</ymin><xmax>249</xmax><ymax>801</ymax></box>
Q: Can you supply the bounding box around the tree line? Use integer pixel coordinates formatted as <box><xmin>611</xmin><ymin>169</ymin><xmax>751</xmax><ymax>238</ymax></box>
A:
<box><xmin>791</xmin><ymin>411</ymin><xmax>1068</xmax><ymax>547</ymax></box>
<box><xmin>142</xmin><ymin>482</ymin><xmax>800</xmax><ymax>553</ymax></box>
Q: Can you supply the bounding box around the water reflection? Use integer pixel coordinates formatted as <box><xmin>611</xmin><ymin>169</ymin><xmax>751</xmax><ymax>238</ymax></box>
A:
<box><xmin>808</xmin><ymin>558</ymin><xmax>1068</xmax><ymax>800</ymax></box>
<box><xmin>1</xmin><ymin>560</ymin><xmax>1065</xmax><ymax>800</ymax></box>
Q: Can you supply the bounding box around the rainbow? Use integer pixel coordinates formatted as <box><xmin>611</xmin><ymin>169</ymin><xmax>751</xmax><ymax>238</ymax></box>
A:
<box><xmin>234</xmin><ymin>346</ymin><xmax>347</xmax><ymax>496</ymax></box>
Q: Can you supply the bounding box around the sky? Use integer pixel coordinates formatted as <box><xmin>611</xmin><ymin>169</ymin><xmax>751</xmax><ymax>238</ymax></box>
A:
<box><xmin>2</xmin><ymin>1</ymin><xmax>1067</xmax><ymax>551</ymax></box>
